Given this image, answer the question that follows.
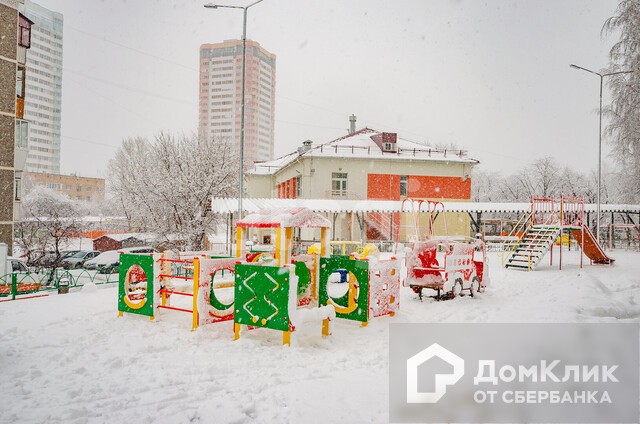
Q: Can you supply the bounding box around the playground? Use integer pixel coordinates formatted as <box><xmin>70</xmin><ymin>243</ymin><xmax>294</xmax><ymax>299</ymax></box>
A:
<box><xmin>1</xmin><ymin>247</ymin><xmax>639</xmax><ymax>423</ymax></box>
<box><xmin>1</xmin><ymin>200</ymin><xmax>639</xmax><ymax>422</ymax></box>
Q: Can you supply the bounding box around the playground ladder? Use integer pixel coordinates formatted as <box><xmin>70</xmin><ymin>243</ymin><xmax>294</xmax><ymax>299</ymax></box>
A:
<box><xmin>504</xmin><ymin>225</ymin><xmax>561</xmax><ymax>271</ymax></box>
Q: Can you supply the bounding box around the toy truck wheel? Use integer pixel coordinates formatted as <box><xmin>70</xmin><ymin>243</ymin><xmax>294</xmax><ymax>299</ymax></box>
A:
<box><xmin>472</xmin><ymin>276</ymin><xmax>484</xmax><ymax>294</ymax></box>
<box><xmin>452</xmin><ymin>278</ymin><xmax>464</xmax><ymax>298</ymax></box>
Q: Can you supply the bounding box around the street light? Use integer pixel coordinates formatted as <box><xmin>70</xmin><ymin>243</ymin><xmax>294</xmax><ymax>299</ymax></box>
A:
<box><xmin>205</xmin><ymin>0</ymin><xmax>264</xmax><ymax>222</ymax></box>
<box><xmin>569</xmin><ymin>64</ymin><xmax>632</xmax><ymax>244</ymax></box>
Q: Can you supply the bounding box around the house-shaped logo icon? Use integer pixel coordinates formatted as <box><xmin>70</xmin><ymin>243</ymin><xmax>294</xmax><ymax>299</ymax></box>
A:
<box><xmin>406</xmin><ymin>343</ymin><xmax>465</xmax><ymax>403</ymax></box>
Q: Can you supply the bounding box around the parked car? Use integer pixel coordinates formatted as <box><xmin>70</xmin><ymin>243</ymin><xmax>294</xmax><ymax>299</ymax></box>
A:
<box><xmin>85</xmin><ymin>247</ymin><xmax>155</xmax><ymax>274</ymax></box>
<box><xmin>0</xmin><ymin>257</ymin><xmax>40</xmax><ymax>296</ymax></box>
<box><xmin>7</xmin><ymin>257</ymin><xmax>29</xmax><ymax>273</ymax></box>
<box><xmin>26</xmin><ymin>250</ymin><xmax>80</xmax><ymax>269</ymax></box>
<box><xmin>61</xmin><ymin>250</ymin><xmax>101</xmax><ymax>269</ymax></box>
<box><xmin>26</xmin><ymin>250</ymin><xmax>53</xmax><ymax>268</ymax></box>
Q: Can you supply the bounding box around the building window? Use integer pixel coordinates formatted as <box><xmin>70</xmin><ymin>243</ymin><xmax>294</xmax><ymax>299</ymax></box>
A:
<box><xmin>18</xmin><ymin>14</ymin><xmax>32</xmax><ymax>48</ymax></box>
<box><xmin>331</xmin><ymin>172</ymin><xmax>348</xmax><ymax>197</ymax></box>
<box><xmin>400</xmin><ymin>175</ymin><xmax>408</xmax><ymax>197</ymax></box>
<box><xmin>14</xmin><ymin>178</ymin><xmax>21</xmax><ymax>201</ymax></box>
<box><xmin>16</xmin><ymin>66</ymin><xmax>26</xmax><ymax>98</ymax></box>
<box><xmin>15</xmin><ymin>120</ymin><xmax>28</xmax><ymax>149</ymax></box>
<box><xmin>296</xmin><ymin>175</ymin><xmax>302</xmax><ymax>198</ymax></box>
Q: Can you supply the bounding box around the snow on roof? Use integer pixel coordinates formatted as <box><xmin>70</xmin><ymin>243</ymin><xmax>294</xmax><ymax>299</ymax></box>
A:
<box><xmin>248</xmin><ymin>128</ymin><xmax>479</xmax><ymax>175</ymax></box>
<box><xmin>236</xmin><ymin>207</ymin><xmax>331</xmax><ymax>228</ymax></box>
<box><xmin>212</xmin><ymin>198</ymin><xmax>640</xmax><ymax>214</ymax></box>
<box><xmin>94</xmin><ymin>233</ymin><xmax>156</xmax><ymax>242</ymax></box>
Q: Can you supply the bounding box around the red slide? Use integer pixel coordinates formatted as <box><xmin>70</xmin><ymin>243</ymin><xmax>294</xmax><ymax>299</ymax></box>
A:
<box><xmin>569</xmin><ymin>226</ymin><xmax>614</xmax><ymax>264</ymax></box>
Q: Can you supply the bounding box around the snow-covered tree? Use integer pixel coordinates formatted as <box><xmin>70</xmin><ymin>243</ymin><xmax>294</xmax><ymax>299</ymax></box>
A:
<box><xmin>16</xmin><ymin>186</ymin><xmax>89</xmax><ymax>260</ymax></box>
<box><xmin>470</xmin><ymin>169</ymin><xmax>503</xmax><ymax>202</ymax></box>
<box><xmin>603</xmin><ymin>0</ymin><xmax>640</xmax><ymax>202</ymax></box>
<box><xmin>507</xmin><ymin>157</ymin><xmax>563</xmax><ymax>200</ymax></box>
<box><xmin>108</xmin><ymin>133</ymin><xmax>239</xmax><ymax>250</ymax></box>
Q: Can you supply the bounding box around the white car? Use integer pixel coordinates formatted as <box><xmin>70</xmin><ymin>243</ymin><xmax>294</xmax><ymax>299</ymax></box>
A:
<box><xmin>7</xmin><ymin>256</ymin><xmax>29</xmax><ymax>273</ymax></box>
<box><xmin>84</xmin><ymin>247</ymin><xmax>155</xmax><ymax>274</ymax></box>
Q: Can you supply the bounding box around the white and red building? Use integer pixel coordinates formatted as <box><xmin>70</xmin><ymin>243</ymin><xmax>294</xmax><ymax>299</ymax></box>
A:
<box><xmin>246</xmin><ymin>128</ymin><xmax>479</xmax><ymax>242</ymax></box>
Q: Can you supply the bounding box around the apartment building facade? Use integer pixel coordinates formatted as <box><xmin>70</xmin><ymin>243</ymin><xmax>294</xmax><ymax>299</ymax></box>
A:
<box><xmin>199</xmin><ymin>39</ymin><xmax>276</xmax><ymax>164</ymax></box>
<box><xmin>22</xmin><ymin>0</ymin><xmax>63</xmax><ymax>174</ymax></box>
<box><xmin>0</xmin><ymin>0</ymin><xmax>32</xmax><ymax>252</ymax></box>
<box><xmin>27</xmin><ymin>172</ymin><xmax>105</xmax><ymax>201</ymax></box>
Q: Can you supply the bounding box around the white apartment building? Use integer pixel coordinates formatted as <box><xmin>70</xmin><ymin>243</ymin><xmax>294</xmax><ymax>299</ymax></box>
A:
<box><xmin>22</xmin><ymin>0</ymin><xmax>63</xmax><ymax>174</ymax></box>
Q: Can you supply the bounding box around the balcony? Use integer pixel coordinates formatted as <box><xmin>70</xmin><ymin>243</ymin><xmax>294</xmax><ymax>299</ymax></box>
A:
<box><xmin>14</xmin><ymin>119</ymin><xmax>29</xmax><ymax>172</ymax></box>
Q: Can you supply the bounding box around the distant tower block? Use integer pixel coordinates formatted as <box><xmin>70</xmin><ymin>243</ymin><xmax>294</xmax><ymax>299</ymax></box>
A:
<box><xmin>349</xmin><ymin>114</ymin><xmax>357</xmax><ymax>134</ymax></box>
<box><xmin>199</xmin><ymin>39</ymin><xmax>276</xmax><ymax>164</ymax></box>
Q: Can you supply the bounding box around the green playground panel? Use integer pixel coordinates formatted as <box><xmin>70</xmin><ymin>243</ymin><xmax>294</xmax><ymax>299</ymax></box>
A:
<box><xmin>319</xmin><ymin>255</ymin><xmax>369</xmax><ymax>323</ymax></box>
<box><xmin>118</xmin><ymin>254</ymin><xmax>154</xmax><ymax>317</ymax></box>
<box><xmin>234</xmin><ymin>264</ymin><xmax>292</xmax><ymax>332</ymax></box>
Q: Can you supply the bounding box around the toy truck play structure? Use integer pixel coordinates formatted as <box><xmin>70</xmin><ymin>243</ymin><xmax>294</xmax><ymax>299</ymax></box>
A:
<box><xmin>399</xmin><ymin>198</ymin><xmax>489</xmax><ymax>300</ymax></box>
<box><xmin>117</xmin><ymin>207</ymin><xmax>401</xmax><ymax>346</ymax></box>
<box><xmin>404</xmin><ymin>237</ymin><xmax>489</xmax><ymax>300</ymax></box>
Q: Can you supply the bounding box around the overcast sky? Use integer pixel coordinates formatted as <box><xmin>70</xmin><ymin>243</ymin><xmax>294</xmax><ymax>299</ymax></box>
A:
<box><xmin>32</xmin><ymin>0</ymin><xmax>620</xmax><ymax>179</ymax></box>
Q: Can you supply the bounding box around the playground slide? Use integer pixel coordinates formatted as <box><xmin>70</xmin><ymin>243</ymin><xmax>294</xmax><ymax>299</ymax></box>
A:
<box><xmin>569</xmin><ymin>226</ymin><xmax>614</xmax><ymax>265</ymax></box>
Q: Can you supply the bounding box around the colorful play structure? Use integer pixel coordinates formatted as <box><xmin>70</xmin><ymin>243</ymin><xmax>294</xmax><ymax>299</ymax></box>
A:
<box><xmin>404</xmin><ymin>237</ymin><xmax>488</xmax><ymax>300</ymax></box>
<box><xmin>501</xmin><ymin>196</ymin><xmax>614</xmax><ymax>271</ymax></box>
<box><xmin>399</xmin><ymin>199</ymin><xmax>490</xmax><ymax>300</ymax></box>
<box><xmin>118</xmin><ymin>207</ymin><xmax>401</xmax><ymax>345</ymax></box>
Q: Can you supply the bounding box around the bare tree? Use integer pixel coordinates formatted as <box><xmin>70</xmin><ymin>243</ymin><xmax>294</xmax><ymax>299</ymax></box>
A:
<box><xmin>471</xmin><ymin>168</ymin><xmax>503</xmax><ymax>202</ymax></box>
<box><xmin>17</xmin><ymin>186</ymin><xmax>88</xmax><ymax>260</ymax></box>
<box><xmin>108</xmin><ymin>133</ymin><xmax>239</xmax><ymax>250</ymax></box>
<box><xmin>602</xmin><ymin>0</ymin><xmax>640</xmax><ymax>202</ymax></box>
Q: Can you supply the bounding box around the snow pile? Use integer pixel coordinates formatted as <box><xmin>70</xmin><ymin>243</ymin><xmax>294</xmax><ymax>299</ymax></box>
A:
<box><xmin>81</xmin><ymin>282</ymin><xmax>97</xmax><ymax>293</ymax></box>
<box><xmin>237</xmin><ymin>207</ymin><xmax>331</xmax><ymax>229</ymax></box>
<box><xmin>1</xmin><ymin>250</ymin><xmax>639</xmax><ymax>422</ymax></box>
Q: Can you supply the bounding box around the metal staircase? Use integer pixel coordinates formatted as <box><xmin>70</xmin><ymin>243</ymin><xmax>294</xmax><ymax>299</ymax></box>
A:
<box><xmin>364</xmin><ymin>212</ymin><xmax>397</xmax><ymax>241</ymax></box>
<box><xmin>504</xmin><ymin>225</ymin><xmax>561</xmax><ymax>271</ymax></box>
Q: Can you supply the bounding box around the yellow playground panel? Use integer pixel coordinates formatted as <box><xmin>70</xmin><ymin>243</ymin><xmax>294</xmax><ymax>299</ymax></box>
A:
<box><xmin>308</xmin><ymin>241</ymin><xmax>380</xmax><ymax>258</ymax></box>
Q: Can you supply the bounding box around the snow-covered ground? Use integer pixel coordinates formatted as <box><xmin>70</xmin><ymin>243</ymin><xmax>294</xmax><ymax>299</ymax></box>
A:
<box><xmin>1</xmin><ymin>250</ymin><xmax>639</xmax><ymax>423</ymax></box>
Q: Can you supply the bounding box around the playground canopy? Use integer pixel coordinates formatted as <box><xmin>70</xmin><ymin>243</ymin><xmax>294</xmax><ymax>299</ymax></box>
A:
<box><xmin>212</xmin><ymin>198</ymin><xmax>640</xmax><ymax>215</ymax></box>
<box><xmin>236</xmin><ymin>207</ymin><xmax>331</xmax><ymax>229</ymax></box>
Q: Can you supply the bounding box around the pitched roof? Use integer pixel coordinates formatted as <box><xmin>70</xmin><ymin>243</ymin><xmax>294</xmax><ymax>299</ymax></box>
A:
<box><xmin>248</xmin><ymin>128</ymin><xmax>478</xmax><ymax>176</ymax></box>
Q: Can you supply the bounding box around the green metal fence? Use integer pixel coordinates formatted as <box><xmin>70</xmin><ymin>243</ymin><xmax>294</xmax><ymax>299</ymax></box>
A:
<box><xmin>0</xmin><ymin>268</ymin><xmax>119</xmax><ymax>301</ymax></box>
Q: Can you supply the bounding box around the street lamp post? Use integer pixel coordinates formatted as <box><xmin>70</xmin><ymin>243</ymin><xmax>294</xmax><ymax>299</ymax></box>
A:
<box><xmin>569</xmin><ymin>64</ymin><xmax>632</xmax><ymax>244</ymax></box>
<box><xmin>205</xmin><ymin>0</ymin><xmax>264</xmax><ymax>222</ymax></box>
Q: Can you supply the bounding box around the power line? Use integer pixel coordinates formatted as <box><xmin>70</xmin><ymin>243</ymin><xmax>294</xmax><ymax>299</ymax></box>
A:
<box><xmin>65</xmin><ymin>77</ymin><xmax>165</xmax><ymax>127</ymax></box>
<box><xmin>66</xmin><ymin>24</ymin><xmax>198</xmax><ymax>72</ymax></box>
<box><xmin>64</xmin><ymin>24</ymin><xmax>462</xmax><ymax>152</ymax></box>
<box><xmin>60</xmin><ymin>134</ymin><xmax>119</xmax><ymax>149</ymax></box>
<box><xmin>63</xmin><ymin>68</ymin><xmax>198</xmax><ymax>106</ymax></box>
<box><xmin>275</xmin><ymin>119</ymin><xmax>345</xmax><ymax>131</ymax></box>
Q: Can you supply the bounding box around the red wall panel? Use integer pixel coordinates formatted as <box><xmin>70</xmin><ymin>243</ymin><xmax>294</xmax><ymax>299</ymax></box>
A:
<box><xmin>407</xmin><ymin>175</ymin><xmax>471</xmax><ymax>199</ymax></box>
<box><xmin>367</xmin><ymin>174</ymin><xmax>400</xmax><ymax>200</ymax></box>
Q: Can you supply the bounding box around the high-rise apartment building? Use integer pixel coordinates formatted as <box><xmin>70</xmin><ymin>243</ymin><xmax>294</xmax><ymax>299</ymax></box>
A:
<box><xmin>22</xmin><ymin>0</ymin><xmax>63</xmax><ymax>174</ymax></box>
<box><xmin>199</xmin><ymin>39</ymin><xmax>276</xmax><ymax>164</ymax></box>
<box><xmin>0</xmin><ymin>0</ymin><xmax>32</xmax><ymax>252</ymax></box>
